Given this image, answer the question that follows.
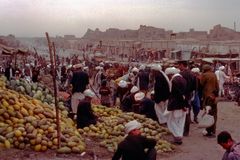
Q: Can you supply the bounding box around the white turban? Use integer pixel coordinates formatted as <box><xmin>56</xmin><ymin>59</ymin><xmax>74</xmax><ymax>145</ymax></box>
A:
<box><xmin>191</xmin><ymin>67</ymin><xmax>200</xmax><ymax>73</ymax></box>
<box><xmin>151</xmin><ymin>64</ymin><xmax>162</xmax><ymax>71</ymax></box>
<box><xmin>219</xmin><ymin>66</ymin><xmax>225</xmax><ymax>71</ymax></box>
<box><xmin>132</xmin><ymin>67</ymin><xmax>139</xmax><ymax>73</ymax></box>
<box><xmin>25</xmin><ymin>64</ymin><xmax>30</xmax><ymax>67</ymax></box>
<box><xmin>134</xmin><ymin>92</ymin><xmax>145</xmax><ymax>101</ymax></box>
<box><xmin>67</xmin><ymin>65</ymin><xmax>72</xmax><ymax>70</ymax></box>
<box><xmin>118</xmin><ymin>80</ymin><xmax>128</xmax><ymax>88</ymax></box>
<box><xmin>130</xmin><ymin>86</ymin><xmax>139</xmax><ymax>94</ymax></box>
<box><xmin>165</xmin><ymin>67</ymin><xmax>180</xmax><ymax>75</ymax></box>
<box><xmin>139</xmin><ymin>65</ymin><xmax>146</xmax><ymax>70</ymax></box>
<box><xmin>151</xmin><ymin>90</ymin><xmax>155</xmax><ymax>95</ymax></box>
<box><xmin>125</xmin><ymin>120</ymin><xmax>142</xmax><ymax>134</ymax></box>
<box><xmin>83</xmin><ymin>89</ymin><xmax>95</xmax><ymax>98</ymax></box>
<box><xmin>73</xmin><ymin>63</ymin><xmax>83</xmax><ymax>69</ymax></box>
<box><xmin>99</xmin><ymin>62</ymin><xmax>104</xmax><ymax>66</ymax></box>
<box><xmin>95</xmin><ymin>66</ymin><xmax>101</xmax><ymax>70</ymax></box>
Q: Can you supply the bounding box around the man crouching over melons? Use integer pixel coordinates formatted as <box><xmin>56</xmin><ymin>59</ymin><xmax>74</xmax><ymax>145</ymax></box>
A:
<box><xmin>77</xmin><ymin>89</ymin><xmax>97</xmax><ymax>129</ymax></box>
<box><xmin>112</xmin><ymin>120</ymin><xmax>157</xmax><ymax>160</ymax></box>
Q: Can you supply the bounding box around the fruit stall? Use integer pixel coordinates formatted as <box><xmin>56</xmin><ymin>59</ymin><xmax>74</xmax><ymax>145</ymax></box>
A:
<box><xmin>0</xmin><ymin>76</ymin><xmax>175</xmax><ymax>158</ymax></box>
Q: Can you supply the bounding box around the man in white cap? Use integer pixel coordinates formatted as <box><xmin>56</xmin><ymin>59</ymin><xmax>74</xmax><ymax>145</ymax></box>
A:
<box><xmin>134</xmin><ymin>92</ymin><xmax>158</xmax><ymax>121</ymax></box>
<box><xmin>217</xmin><ymin>66</ymin><xmax>230</xmax><ymax>97</ymax></box>
<box><xmin>116</xmin><ymin>80</ymin><xmax>131</xmax><ymax>105</ymax></box>
<box><xmin>151</xmin><ymin>64</ymin><xmax>170</xmax><ymax>124</ymax></box>
<box><xmin>93</xmin><ymin>66</ymin><xmax>105</xmax><ymax>91</ymax></box>
<box><xmin>77</xmin><ymin>89</ymin><xmax>97</xmax><ymax>128</ymax></box>
<box><xmin>135</xmin><ymin>65</ymin><xmax>149</xmax><ymax>94</ymax></box>
<box><xmin>129</xmin><ymin>67</ymin><xmax>139</xmax><ymax>85</ymax></box>
<box><xmin>165</xmin><ymin>67</ymin><xmax>187</xmax><ymax>145</ymax></box>
<box><xmin>70</xmin><ymin>63</ymin><xmax>89</xmax><ymax>116</ymax></box>
<box><xmin>112</xmin><ymin>120</ymin><xmax>157</xmax><ymax>160</ymax></box>
<box><xmin>120</xmin><ymin>86</ymin><xmax>139</xmax><ymax>112</ymax></box>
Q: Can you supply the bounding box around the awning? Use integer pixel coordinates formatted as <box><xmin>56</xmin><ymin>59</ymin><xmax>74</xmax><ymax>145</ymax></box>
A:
<box><xmin>202</xmin><ymin>58</ymin><xmax>240</xmax><ymax>63</ymax></box>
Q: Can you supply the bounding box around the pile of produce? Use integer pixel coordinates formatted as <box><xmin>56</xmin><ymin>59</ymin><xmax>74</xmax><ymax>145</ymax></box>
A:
<box><xmin>1</xmin><ymin>76</ymin><xmax>174</xmax><ymax>154</ymax></box>
<box><xmin>79</xmin><ymin>105</ymin><xmax>174</xmax><ymax>153</ymax></box>
<box><xmin>0</xmin><ymin>77</ymin><xmax>85</xmax><ymax>153</ymax></box>
<box><xmin>6</xmin><ymin>79</ymin><xmax>66</xmax><ymax>110</ymax></box>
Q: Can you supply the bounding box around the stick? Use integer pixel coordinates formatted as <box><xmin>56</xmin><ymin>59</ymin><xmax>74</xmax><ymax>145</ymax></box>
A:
<box><xmin>45</xmin><ymin>32</ymin><xmax>61</xmax><ymax>148</ymax></box>
<box><xmin>52</xmin><ymin>42</ymin><xmax>61</xmax><ymax>148</ymax></box>
<box><xmin>89</xmin><ymin>84</ymin><xmax>100</xmax><ymax>99</ymax></box>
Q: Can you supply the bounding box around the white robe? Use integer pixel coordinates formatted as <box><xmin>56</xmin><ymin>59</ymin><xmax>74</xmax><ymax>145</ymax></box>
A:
<box><xmin>154</xmin><ymin>71</ymin><xmax>171</xmax><ymax>124</ymax></box>
<box><xmin>167</xmin><ymin>109</ymin><xmax>186</xmax><ymax>137</ymax></box>
<box><xmin>167</xmin><ymin>73</ymin><xmax>187</xmax><ymax>138</ymax></box>
<box><xmin>71</xmin><ymin>92</ymin><xmax>85</xmax><ymax>114</ymax></box>
<box><xmin>154</xmin><ymin>101</ymin><xmax>168</xmax><ymax>124</ymax></box>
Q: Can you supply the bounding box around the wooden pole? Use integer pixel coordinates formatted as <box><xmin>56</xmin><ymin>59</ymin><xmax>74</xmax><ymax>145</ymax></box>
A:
<box><xmin>52</xmin><ymin>42</ymin><xmax>61</xmax><ymax>147</ymax></box>
<box><xmin>45</xmin><ymin>32</ymin><xmax>61</xmax><ymax>148</ymax></box>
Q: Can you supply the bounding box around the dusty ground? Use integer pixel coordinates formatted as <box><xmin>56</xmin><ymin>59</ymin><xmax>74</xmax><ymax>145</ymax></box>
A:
<box><xmin>1</xmin><ymin>101</ymin><xmax>240</xmax><ymax>160</ymax></box>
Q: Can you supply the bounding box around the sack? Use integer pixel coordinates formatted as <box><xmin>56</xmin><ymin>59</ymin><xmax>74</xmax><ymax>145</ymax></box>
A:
<box><xmin>198</xmin><ymin>114</ymin><xmax>214</xmax><ymax>128</ymax></box>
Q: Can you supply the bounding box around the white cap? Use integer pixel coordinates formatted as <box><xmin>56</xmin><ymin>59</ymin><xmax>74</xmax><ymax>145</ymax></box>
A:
<box><xmin>124</xmin><ymin>120</ymin><xmax>142</xmax><ymax>134</ymax></box>
<box><xmin>73</xmin><ymin>63</ymin><xmax>83</xmax><ymax>69</ymax></box>
<box><xmin>83</xmin><ymin>66</ymin><xmax>89</xmax><ymax>70</ymax></box>
<box><xmin>165</xmin><ymin>67</ymin><xmax>180</xmax><ymax>75</ymax></box>
<box><xmin>191</xmin><ymin>67</ymin><xmax>200</xmax><ymax>73</ymax></box>
<box><xmin>83</xmin><ymin>89</ymin><xmax>95</xmax><ymax>98</ymax></box>
<box><xmin>95</xmin><ymin>66</ymin><xmax>101</xmax><ymax>70</ymax></box>
<box><xmin>99</xmin><ymin>62</ymin><xmax>104</xmax><ymax>66</ymax></box>
<box><xmin>67</xmin><ymin>65</ymin><xmax>72</xmax><ymax>70</ymax></box>
<box><xmin>219</xmin><ymin>66</ymin><xmax>225</xmax><ymax>71</ymax></box>
<box><xmin>118</xmin><ymin>80</ymin><xmax>128</xmax><ymax>88</ymax></box>
<box><xmin>134</xmin><ymin>92</ymin><xmax>145</xmax><ymax>101</ymax></box>
<box><xmin>132</xmin><ymin>67</ymin><xmax>139</xmax><ymax>73</ymax></box>
<box><xmin>151</xmin><ymin>64</ymin><xmax>162</xmax><ymax>71</ymax></box>
<box><xmin>151</xmin><ymin>90</ymin><xmax>155</xmax><ymax>95</ymax></box>
<box><xmin>139</xmin><ymin>65</ymin><xmax>146</xmax><ymax>70</ymax></box>
<box><xmin>25</xmin><ymin>64</ymin><xmax>30</xmax><ymax>67</ymax></box>
<box><xmin>130</xmin><ymin>86</ymin><xmax>139</xmax><ymax>94</ymax></box>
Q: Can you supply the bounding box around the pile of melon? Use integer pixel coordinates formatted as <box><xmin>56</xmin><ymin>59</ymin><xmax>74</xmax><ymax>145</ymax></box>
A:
<box><xmin>1</xmin><ymin>76</ymin><xmax>174</xmax><ymax>154</ymax></box>
<box><xmin>79</xmin><ymin>105</ymin><xmax>174</xmax><ymax>153</ymax></box>
<box><xmin>0</xmin><ymin>77</ymin><xmax>85</xmax><ymax>153</ymax></box>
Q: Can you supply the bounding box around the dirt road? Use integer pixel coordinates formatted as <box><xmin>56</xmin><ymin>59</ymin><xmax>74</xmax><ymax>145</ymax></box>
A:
<box><xmin>1</xmin><ymin>101</ymin><xmax>240</xmax><ymax>160</ymax></box>
<box><xmin>161</xmin><ymin>101</ymin><xmax>240</xmax><ymax>160</ymax></box>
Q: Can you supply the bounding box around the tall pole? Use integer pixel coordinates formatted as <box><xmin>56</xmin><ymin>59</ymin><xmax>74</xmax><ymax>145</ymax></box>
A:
<box><xmin>45</xmin><ymin>32</ymin><xmax>61</xmax><ymax>148</ymax></box>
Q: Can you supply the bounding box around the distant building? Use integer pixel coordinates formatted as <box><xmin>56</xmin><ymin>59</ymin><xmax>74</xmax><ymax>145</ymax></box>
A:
<box><xmin>64</xmin><ymin>35</ymin><xmax>76</xmax><ymax>39</ymax></box>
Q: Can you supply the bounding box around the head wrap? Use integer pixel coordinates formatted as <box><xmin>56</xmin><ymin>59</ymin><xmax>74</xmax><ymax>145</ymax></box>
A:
<box><xmin>73</xmin><ymin>63</ymin><xmax>83</xmax><ymax>69</ymax></box>
<box><xmin>134</xmin><ymin>92</ymin><xmax>145</xmax><ymax>101</ymax></box>
<box><xmin>132</xmin><ymin>67</ymin><xmax>139</xmax><ymax>73</ymax></box>
<box><xmin>139</xmin><ymin>65</ymin><xmax>146</xmax><ymax>70</ymax></box>
<box><xmin>219</xmin><ymin>66</ymin><xmax>225</xmax><ymax>71</ymax></box>
<box><xmin>191</xmin><ymin>67</ymin><xmax>200</xmax><ymax>73</ymax></box>
<box><xmin>83</xmin><ymin>89</ymin><xmax>95</xmax><ymax>98</ymax></box>
<box><xmin>130</xmin><ymin>86</ymin><xmax>139</xmax><ymax>94</ymax></box>
<box><xmin>151</xmin><ymin>64</ymin><xmax>162</xmax><ymax>71</ymax></box>
<box><xmin>165</xmin><ymin>67</ymin><xmax>180</xmax><ymax>75</ymax></box>
<box><xmin>125</xmin><ymin>120</ymin><xmax>142</xmax><ymax>134</ymax></box>
<box><xmin>118</xmin><ymin>80</ymin><xmax>128</xmax><ymax>88</ymax></box>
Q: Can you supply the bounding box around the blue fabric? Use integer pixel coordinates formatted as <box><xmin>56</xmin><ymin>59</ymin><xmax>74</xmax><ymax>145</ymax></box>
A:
<box><xmin>192</xmin><ymin>92</ymin><xmax>200</xmax><ymax>116</ymax></box>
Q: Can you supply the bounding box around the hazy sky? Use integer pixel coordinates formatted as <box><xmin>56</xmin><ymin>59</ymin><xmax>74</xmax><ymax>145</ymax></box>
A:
<box><xmin>0</xmin><ymin>0</ymin><xmax>239</xmax><ymax>37</ymax></box>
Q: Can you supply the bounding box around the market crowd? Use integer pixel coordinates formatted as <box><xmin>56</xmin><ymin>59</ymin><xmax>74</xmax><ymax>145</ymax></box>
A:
<box><xmin>1</xmin><ymin>58</ymin><xmax>240</xmax><ymax>160</ymax></box>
